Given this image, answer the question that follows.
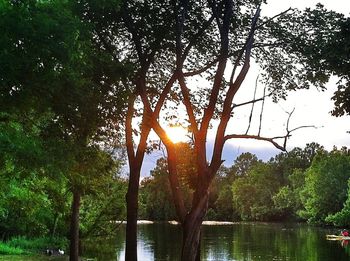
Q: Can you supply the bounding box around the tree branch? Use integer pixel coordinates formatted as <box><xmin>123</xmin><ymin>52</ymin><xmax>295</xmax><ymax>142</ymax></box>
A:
<box><xmin>224</xmin><ymin>134</ymin><xmax>287</xmax><ymax>151</ymax></box>
<box><xmin>258</xmin><ymin>84</ymin><xmax>267</xmax><ymax>136</ymax></box>
<box><xmin>178</xmin><ymin>72</ymin><xmax>199</xmax><ymax>135</ymax></box>
<box><xmin>255</xmin><ymin>7</ymin><xmax>293</xmax><ymax>30</ymax></box>
<box><xmin>183</xmin><ymin>59</ymin><xmax>219</xmax><ymax>77</ymax></box>
<box><xmin>181</xmin><ymin>15</ymin><xmax>215</xmax><ymax>63</ymax></box>
<box><xmin>245</xmin><ymin>75</ymin><xmax>259</xmax><ymax>134</ymax></box>
<box><xmin>210</xmin><ymin>5</ymin><xmax>261</xmax><ymax>176</ymax></box>
<box><xmin>199</xmin><ymin>0</ymin><xmax>232</xmax><ymax>137</ymax></box>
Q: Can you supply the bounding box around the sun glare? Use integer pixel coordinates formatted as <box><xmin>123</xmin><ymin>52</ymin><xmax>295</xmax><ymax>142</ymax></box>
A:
<box><xmin>166</xmin><ymin>126</ymin><xmax>188</xmax><ymax>143</ymax></box>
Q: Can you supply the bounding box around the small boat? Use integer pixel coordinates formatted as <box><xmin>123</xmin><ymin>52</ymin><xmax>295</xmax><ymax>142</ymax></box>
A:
<box><xmin>326</xmin><ymin>235</ymin><xmax>350</xmax><ymax>240</ymax></box>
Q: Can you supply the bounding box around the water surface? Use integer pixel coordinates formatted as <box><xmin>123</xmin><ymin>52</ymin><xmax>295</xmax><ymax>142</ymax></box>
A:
<box><xmin>81</xmin><ymin>222</ymin><xmax>350</xmax><ymax>261</ymax></box>
<box><xmin>1</xmin><ymin>223</ymin><xmax>348</xmax><ymax>260</ymax></box>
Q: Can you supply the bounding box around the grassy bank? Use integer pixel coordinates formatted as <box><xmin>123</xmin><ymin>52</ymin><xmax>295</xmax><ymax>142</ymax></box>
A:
<box><xmin>0</xmin><ymin>237</ymin><xmax>67</xmax><ymax>255</ymax></box>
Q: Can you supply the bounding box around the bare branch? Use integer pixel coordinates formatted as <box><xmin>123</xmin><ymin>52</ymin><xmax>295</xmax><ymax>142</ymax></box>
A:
<box><xmin>256</xmin><ymin>7</ymin><xmax>293</xmax><ymax>30</ymax></box>
<box><xmin>225</xmin><ymin>107</ymin><xmax>317</xmax><ymax>153</ymax></box>
<box><xmin>232</xmin><ymin>97</ymin><xmax>264</xmax><ymax>109</ymax></box>
<box><xmin>224</xmin><ymin>134</ymin><xmax>286</xmax><ymax>151</ymax></box>
<box><xmin>258</xmin><ymin>84</ymin><xmax>267</xmax><ymax>136</ymax></box>
<box><xmin>245</xmin><ymin>75</ymin><xmax>259</xmax><ymax>134</ymax></box>
<box><xmin>289</xmin><ymin>125</ymin><xmax>316</xmax><ymax>133</ymax></box>
<box><xmin>281</xmin><ymin>108</ymin><xmax>316</xmax><ymax>149</ymax></box>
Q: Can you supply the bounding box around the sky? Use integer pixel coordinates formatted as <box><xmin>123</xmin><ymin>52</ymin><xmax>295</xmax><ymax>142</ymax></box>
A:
<box><xmin>136</xmin><ymin>0</ymin><xmax>350</xmax><ymax>177</ymax></box>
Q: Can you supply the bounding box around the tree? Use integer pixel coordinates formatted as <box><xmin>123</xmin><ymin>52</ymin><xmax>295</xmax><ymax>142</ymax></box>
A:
<box><xmin>273</xmin><ymin>169</ymin><xmax>306</xmax><ymax>219</ymax></box>
<box><xmin>232</xmin><ymin>162</ymin><xmax>281</xmax><ymax>221</ymax></box>
<box><xmin>139</xmin><ymin>159</ymin><xmax>177</xmax><ymax>221</ymax></box>
<box><xmin>299</xmin><ymin>149</ymin><xmax>350</xmax><ymax>224</ymax></box>
<box><xmin>147</xmin><ymin>4</ymin><xmax>341</xmax><ymax>260</ymax></box>
<box><xmin>326</xmin><ymin>178</ymin><xmax>350</xmax><ymax>226</ymax></box>
<box><xmin>0</xmin><ymin>1</ymin><xmax>127</xmax><ymax>260</ymax></box>
<box><xmin>70</xmin><ymin>1</ymin><xmax>346</xmax><ymax>260</ymax></box>
<box><xmin>272</xmin><ymin>143</ymin><xmax>325</xmax><ymax>219</ymax></box>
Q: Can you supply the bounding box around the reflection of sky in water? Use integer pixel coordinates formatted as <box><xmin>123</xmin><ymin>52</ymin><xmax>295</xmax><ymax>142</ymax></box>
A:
<box><xmin>117</xmin><ymin>240</ymin><xmax>155</xmax><ymax>261</ymax></box>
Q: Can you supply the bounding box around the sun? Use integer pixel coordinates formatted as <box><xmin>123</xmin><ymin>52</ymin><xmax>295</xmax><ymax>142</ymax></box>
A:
<box><xmin>166</xmin><ymin>126</ymin><xmax>188</xmax><ymax>143</ymax></box>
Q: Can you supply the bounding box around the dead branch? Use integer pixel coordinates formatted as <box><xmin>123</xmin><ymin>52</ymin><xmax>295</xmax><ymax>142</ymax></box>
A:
<box><xmin>232</xmin><ymin>90</ymin><xmax>272</xmax><ymax>109</ymax></box>
<box><xmin>232</xmin><ymin>97</ymin><xmax>264</xmax><ymax>109</ymax></box>
<box><xmin>224</xmin><ymin>134</ymin><xmax>287</xmax><ymax>151</ymax></box>
<box><xmin>255</xmin><ymin>7</ymin><xmax>293</xmax><ymax>30</ymax></box>
<box><xmin>258</xmin><ymin>84</ymin><xmax>267</xmax><ymax>136</ymax></box>
<box><xmin>245</xmin><ymin>75</ymin><xmax>259</xmax><ymax>134</ymax></box>
<box><xmin>225</xmin><ymin>107</ymin><xmax>316</xmax><ymax>152</ymax></box>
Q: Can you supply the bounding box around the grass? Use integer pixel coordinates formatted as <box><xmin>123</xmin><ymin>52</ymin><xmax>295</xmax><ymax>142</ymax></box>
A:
<box><xmin>0</xmin><ymin>242</ymin><xmax>26</xmax><ymax>255</ymax></box>
<box><xmin>0</xmin><ymin>236</ymin><xmax>67</xmax><ymax>255</ymax></box>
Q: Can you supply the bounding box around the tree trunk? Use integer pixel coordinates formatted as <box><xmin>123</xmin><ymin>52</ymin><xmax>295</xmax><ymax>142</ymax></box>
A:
<box><xmin>181</xmin><ymin>192</ymin><xmax>209</xmax><ymax>261</ymax></box>
<box><xmin>52</xmin><ymin>213</ymin><xmax>59</xmax><ymax>238</ymax></box>
<box><xmin>69</xmin><ymin>189</ymin><xmax>81</xmax><ymax>261</ymax></box>
<box><xmin>125</xmin><ymin>168</ymin><xmax>140</xmax><ymax>261</ymax></box>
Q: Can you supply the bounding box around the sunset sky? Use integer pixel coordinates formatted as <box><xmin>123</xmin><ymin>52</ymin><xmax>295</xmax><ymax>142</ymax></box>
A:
<box><xmin>138</xmin><ymin>0</ymin><xmax>350</xmax><ymax>176</ymax></box>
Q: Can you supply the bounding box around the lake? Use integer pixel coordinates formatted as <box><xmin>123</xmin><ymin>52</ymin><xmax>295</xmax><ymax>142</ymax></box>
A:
<box><xmin>81</xmin><ymin>222</ymin><xmax>350</xmax><ymax>261</ymax></box>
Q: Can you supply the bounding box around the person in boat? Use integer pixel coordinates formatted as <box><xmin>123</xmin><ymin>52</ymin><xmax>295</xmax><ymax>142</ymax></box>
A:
<box><xmin>341</xmin><ymin>229</ymin><xmax>349</xmax><ymax>237</ymax></box>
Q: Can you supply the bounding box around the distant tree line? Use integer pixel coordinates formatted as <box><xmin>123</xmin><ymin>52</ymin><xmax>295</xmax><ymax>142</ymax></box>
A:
<box><xmin>139</xmin><ymin>142</ymin><xmax>350</xmax><ymax>226</ymax></box>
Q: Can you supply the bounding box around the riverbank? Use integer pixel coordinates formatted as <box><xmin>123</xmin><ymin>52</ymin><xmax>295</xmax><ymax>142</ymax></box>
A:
<box><xmin>0</xmin><ymin>237</ymin><xmax>66</xmax><ymax>257</ymax></box>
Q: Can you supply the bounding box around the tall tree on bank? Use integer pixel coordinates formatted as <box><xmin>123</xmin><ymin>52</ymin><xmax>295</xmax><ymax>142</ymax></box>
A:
<box><xmin>73</xmin><ymin>1</ymin><xmax>346</xmax><ymax>260</ymax></box>
<box><xmin>148</xmin><ymin>3</ymin><xmax>344</xmax><ymax>260</ymax></box>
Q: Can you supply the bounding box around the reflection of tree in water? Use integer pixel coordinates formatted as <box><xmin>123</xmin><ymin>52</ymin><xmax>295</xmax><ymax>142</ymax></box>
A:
<box><xmin>230</xmin><ymin>223</ymin><xmax>350</xmax><ymax>261</ymax></box>
<box><xmin>201</xmin><ymin>225</ymin><xmax>236</xmax><ymax>260</ymax></box>
<box><xmin>139</xmin><ymin>223</ymin><xmax>182</xmax><ymax>260</ymax></box>
<box><xmin>81</xmin><ymin>227</ymin><xmax>126</xmax><ymax>260</ymax></box>
<box><xmin>82</xmin><ymin>223</ymin><xmax>350</xmax><ymax>260</ymax></box>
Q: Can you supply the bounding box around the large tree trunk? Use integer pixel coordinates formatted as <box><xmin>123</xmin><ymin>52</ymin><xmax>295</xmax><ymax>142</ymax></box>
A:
<box><xmin>69</xmin><ymin>189</ymin><xmax>81</xmax><ymax>261</ymax></box>
<box><xmin>181</xmin><ymin>191</ymin><xmax>209</xmax><ymax>261</ymax></box>
<box><xmin>125</xmin><ymin>168</ymin><xmax>141</xmax><ymax>261</ymax></box>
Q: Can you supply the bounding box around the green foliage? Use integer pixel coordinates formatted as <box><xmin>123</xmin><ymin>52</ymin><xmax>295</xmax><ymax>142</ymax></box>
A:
<box><xmin>0</xmin><ymin>176</ymin><xmax>55</xmax><ymax>237</ymax></box>
<box><xmin>273</xmin><ymin>169</ymin><xmax>305</xmax><ymax>219</ymax></box>
<box><xmin>229</xmin><ymin>152</ymin><xmax>260</xmax><ymax>178</ymax></box>
<box><xmin>326</xmin><ymin>179</ymin><xmax>350</xmax><ymax>226</ymax></box>
<box><xmin>299</xmin><ymin>150</ymin><xmax>350</xmax><ymax>224</ymax></box>
<box><xmin>139</xmin><ymin>158</ymin><xmax>177</xmax><ymax>221</ymax></box>
<box><xmin>0</xmin><ymin>0</ymin><xmax>128</xmax><ymax>246</ymax></box>
<box><xmin>80</xmin><ymin>178</ymin><xmax>127</xmax><ymax>237</ymax></box>
<box><xmin>6</xmin><ymin>236</ymin><xmax>67</xmax><ymax>252</ymax></box>
<box><xmin>232</xmin><ymin>162</ymin><xmax>281</xmax><ymax>221</ymax></box>
<box><xmin>0</xmin><ymin>242</ymin><xmax>26</xmax><ymax>255</ymax></box>
<box><xmin>0</xmin><ymin>236</ymin><xmax>68</xmax><ymax>255</ymax></box>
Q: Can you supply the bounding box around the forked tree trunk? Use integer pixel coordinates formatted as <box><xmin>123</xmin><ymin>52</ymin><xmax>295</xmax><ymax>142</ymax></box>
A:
<box><xmin>125</xmin><ymin>168</ymin><xmax>141</xmax><ymax>261</ymax></box>
<box><xmin>69</xmin><ymin>189</ymin><xmax>81</xmax><ymax>261</ymax></box>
